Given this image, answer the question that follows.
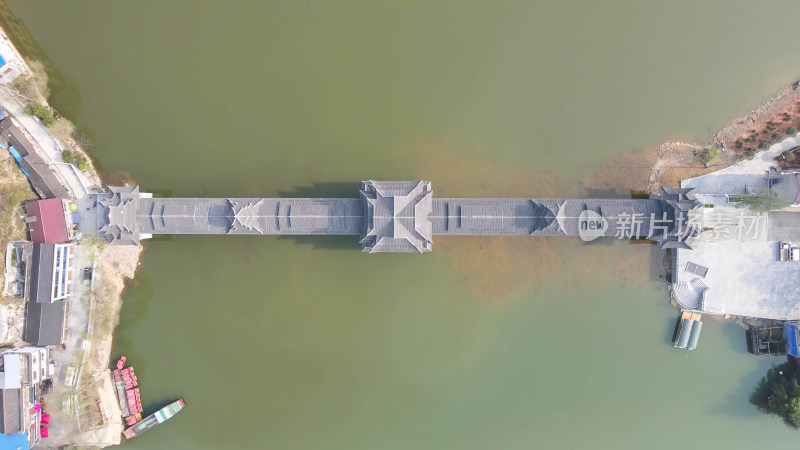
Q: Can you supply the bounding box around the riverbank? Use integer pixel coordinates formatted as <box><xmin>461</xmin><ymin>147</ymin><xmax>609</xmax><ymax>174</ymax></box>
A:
<box><xmin>0</xmin><ymin>32</ymin><xmax>143</xmax><ymax>445</ymax></box>
<box><xmin>713</xmin><ymin>83</ymin><xmax>800</xmax><ymax>154</ymax></box>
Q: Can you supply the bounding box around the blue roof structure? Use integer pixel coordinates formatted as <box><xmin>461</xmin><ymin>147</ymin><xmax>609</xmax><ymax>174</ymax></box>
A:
<box><xmin>0</xmin><ymin>432</ymin><xmax>29</xmax><ymax>450</ymax></box>
<box><xmin>7</xmin><ymin>146</ymin><xmax>21</xmax><ymax>164</ymax></box>
<box><xmin>785</xmin><ymin>322</ymin><xmax>799</xmax><ymax>357</ymax></box>
<box><xmin>0</xmin><ymin>54</ymin><xmax>7</xmax><ymax>67</ymax></box>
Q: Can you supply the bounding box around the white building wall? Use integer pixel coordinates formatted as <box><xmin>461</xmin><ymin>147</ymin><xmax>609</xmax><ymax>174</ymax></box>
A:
<box><xmin>5</xmin><ymin>347</ymin><xmax>50</xmax><ymax>386</ymax></box>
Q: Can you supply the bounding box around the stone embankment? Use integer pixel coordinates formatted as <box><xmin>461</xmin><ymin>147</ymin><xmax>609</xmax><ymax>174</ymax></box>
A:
<box><xmin>713</xmin><ymin>83</ymin><xmax>800</xmax><ymax>151</ymax></box>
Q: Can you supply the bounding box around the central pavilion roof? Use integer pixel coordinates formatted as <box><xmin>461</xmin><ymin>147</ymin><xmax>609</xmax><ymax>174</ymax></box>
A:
<box><xmin>360</xmin><ymin>180</ymin><xmax>433</xmax><ymax>253</ymax></box>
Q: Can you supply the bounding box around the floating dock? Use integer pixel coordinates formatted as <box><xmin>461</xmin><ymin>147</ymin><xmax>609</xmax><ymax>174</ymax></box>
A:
<box><xmin>674</xmin><ymin>311</ymin><xmax>703</xmax><ymax>350</ymax></box>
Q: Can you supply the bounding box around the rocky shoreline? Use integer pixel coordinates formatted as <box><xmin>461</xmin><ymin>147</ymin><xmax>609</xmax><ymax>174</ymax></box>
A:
<box><xmin>713</xmin><ymin>83</ymin><xmax>800</xmax><ymax>150</ymax></box>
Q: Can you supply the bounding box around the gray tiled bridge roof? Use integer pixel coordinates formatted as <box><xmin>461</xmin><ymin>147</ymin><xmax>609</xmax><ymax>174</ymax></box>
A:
<box><xmin>138</xmin><ymin>198</ymin><xmax>364</xmax><ymax>235</ymax></box>
<box><xmin>99</xmin><ymin>182</ymin><xmax>698</xmax><ymax>253</ymax></box>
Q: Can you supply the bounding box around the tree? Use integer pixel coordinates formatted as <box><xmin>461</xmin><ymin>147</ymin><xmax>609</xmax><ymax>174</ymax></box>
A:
<box><xmin>699</xmin><ymin>147</ymin><xmax>719</xmax><ymax>167</ymax></box>
<box><xmin>751</xmin><ymin>359</ymin><xmax>800</xmax><ymax>428</ymax></box>
<box><xmin>23</xmin><ymin>104</ymin><xmax>55</xmax><ymax>126</ymax></box>
<box><xmin>784</xmin><ymin>151</ymin><xmax>796</xmax><ymax>162</ymax></box>
<box><xmin>788</xmin><ymin>126</ymin><xmax>799</xmax><ymax>136</ymax></box>
<box><xmin>772</xmin><ymin>132</ymin><xmax>785</xmax><ymax>141</ymax></box>
<box><xmin>736</xmin><ymin>187</ymin><xmax>788</xmax><ymax>212</ymax></box>
<box><xmin>61</xmin><ymin>149</ymin><xmax>89</xmax><ymax>170</ymax></box>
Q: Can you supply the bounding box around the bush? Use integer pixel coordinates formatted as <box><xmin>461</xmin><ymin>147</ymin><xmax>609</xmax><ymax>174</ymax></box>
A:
<box><xmin>788</xmin><ymin>126</ymin><xmax>798</xmax><ymax>136</ymax></box>
<box><xmin>61</xmin><ymin>149</ymin><xmax>77</xmax><ymax>164</ymax></box>
<box><xmin>746</xmin><ymin>149</ymin><xmax>757</xmax><ymax>159</ymax></box>
<box><xmin>784</xmin><ymin>151</ymin><xmax>796</xmax><ymax>161</ymax></box>
<box><xmin>61</xmin><ymin>149</ymin><xmax>89</xmax><ymax>170</ymax></box>
<box><xmin>772</xmin><ymin>132</ymin><xmax>785</xmax><ymax>141</ymax></box>
<box><xmin>735</xmin><ymin>140</ymin><xmax>744</xmax><ymax>149</ymax></box>
<box><xmin>759</xmin><ymin>140</ymin><xmax>770</xmax><ymax>149</ymax></box>
<box><xmin>22</xmin><ymin>104</ymin><xmax>55</xmax><ymax>126</ymax></box>
<box><xmin>699</xmin><ymin>147</ymin><xmax>720</xmax><ymax>167</ymax></box>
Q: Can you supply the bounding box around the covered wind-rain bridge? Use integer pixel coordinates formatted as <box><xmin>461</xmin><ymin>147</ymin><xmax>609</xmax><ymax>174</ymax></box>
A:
<box><xmin>98</xmin><ymin>181</ymin><xmax>699</xmax><ymax>253</ymax></box>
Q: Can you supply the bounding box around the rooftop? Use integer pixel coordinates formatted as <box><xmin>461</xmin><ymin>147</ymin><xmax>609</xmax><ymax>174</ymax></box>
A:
<box><xmin>674</xmin><ymin>134</ymin><xmax>800</xmax><ymax>320</ymax></box>
<box><xmin>23</xmin><ymin>300</ymin><xmax>65</xmax><ymax>346</ymax></box>
<box><xmin>24</xmin><ymin>198</ymin><xmax>68</xmax><ymax>244</ymax></box>
<box><xmin>0</xmin><ymin>117</ymin><xmax>70</xmax><ymax>200</ymax></box>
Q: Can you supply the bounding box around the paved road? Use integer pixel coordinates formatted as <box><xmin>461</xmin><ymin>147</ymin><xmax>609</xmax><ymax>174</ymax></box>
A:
<box><xmin>768</xmin><ymin>211</ymin><xmax>800</xmax><ymax>241</ymax></box>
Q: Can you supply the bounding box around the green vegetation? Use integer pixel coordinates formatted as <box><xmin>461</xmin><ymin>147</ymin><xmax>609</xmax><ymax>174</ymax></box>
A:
<box><xmin>61</xmin><ymin>149</ymin><xmax>90</xmax><ymax>171</ymax></box>
<box><xmin>745</xmin><ymin>149</ymin><xmax>756</xmax><ymax>159</ymax></box>
<box><xmin>784</xmin><ymin>151</ymin><xmax>796</xmax><ymax>161</ymax></box>
<box><xmin>698</xmin><ymin>147</ymin><xmax>720</xmax><ymax>167</ymax></box>
<box><xmin>23</xmin><ymin>104</ymin><xmax>55</xmax><ymax>126</ymax></box>
<box><xmin>772</xmin><ymin>132</ymin><xmax>785</xmax><ymax>141</ymax></box>
<box><xmin>0</xmin><ymin>161</ymin><xmax>36</xmax><ymax>266</ymax></box>
<box><xmin>735</xmin><ymin>187</ymin><xmax>788</xmax><ymax>212</ymax></box>
<box><xmin>751</xmin><ymin>360</ymin><xmax>800</xmax><ymax>428</ymax></box>
<box><xmin>759</xmin><ymin>140</ymin><xmax>770</xmax><ymax>149</ymax></box>
<box><xmin>8</xmin><ymin>61</ymin><xmax>49</xmax><ymax>103</ymax></box>
<box><xmin>789</xmin><ymin>126</ymin><xmax>799</xmax><ymax>136</ymax></box>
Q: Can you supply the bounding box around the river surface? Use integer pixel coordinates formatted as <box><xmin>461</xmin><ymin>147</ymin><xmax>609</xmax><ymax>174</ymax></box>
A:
<box><xmin>8</xmin><ymin>1</ymin><xmax>800</xmax><ymax>448</ymax></box>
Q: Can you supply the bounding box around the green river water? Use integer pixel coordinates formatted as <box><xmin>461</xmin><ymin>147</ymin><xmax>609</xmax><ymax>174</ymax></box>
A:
<box><xmin>8</xmin><ymin>1</ymin><xmax>800</xmax><ymax>448</ymax></box>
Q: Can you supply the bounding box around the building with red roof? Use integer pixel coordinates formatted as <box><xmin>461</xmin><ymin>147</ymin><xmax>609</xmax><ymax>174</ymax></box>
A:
<box><xmin>24</xmin><ymin>198</ymin><xmax>71</xmax><ymax>244</ymax></box>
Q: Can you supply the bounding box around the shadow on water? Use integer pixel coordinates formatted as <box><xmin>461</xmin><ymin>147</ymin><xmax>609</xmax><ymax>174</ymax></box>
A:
<box><xmin>708</xmin><ymin>355</ymin><xmax>785</xmax><ymax>421</ymax></box>
<box><xmin>718</xmin><ymin>319</ymin><xmax>752</xmax><ymax>355</ymax></box>
<box><xmin>665</xmin><ymin>314</ymin><xmax>681</xmax><ymax>344</ymax></box>
<box><xmin>278</xmin><ymin>181</ymin><xmax>361</xmax><ymax>198</ymax></box>
<box><xmin>144</xmin><ymin>188</ymin><xmax>173</xmax><ymax>198</ymax></box>
<box><xmin>147</xmin><ymin>234</ymin><xmax>174</xmax><ymax>243</ymax></box>
<box><xmin>277</xmin><ymin>234</ymin><xmax>360</xmax><ymax>251</ymax></box>
<box><xmin>111</xmin><ymin>271</ymin><xmax>154</xmax><ymax>368</ymax></box>
<box><xmin>143</xmin><ymin>182</ymin><xmax>362</xmax><ymax>199</ymax></box>
<box><xmin>0</xmin><ymin>1</ymin><xmax>104</xmax><ymax>165</ymax></box>
<box><xmin>582</xmin><ymin>187</ymin><xmax>633</xmax><ymax>199</ymax></box>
